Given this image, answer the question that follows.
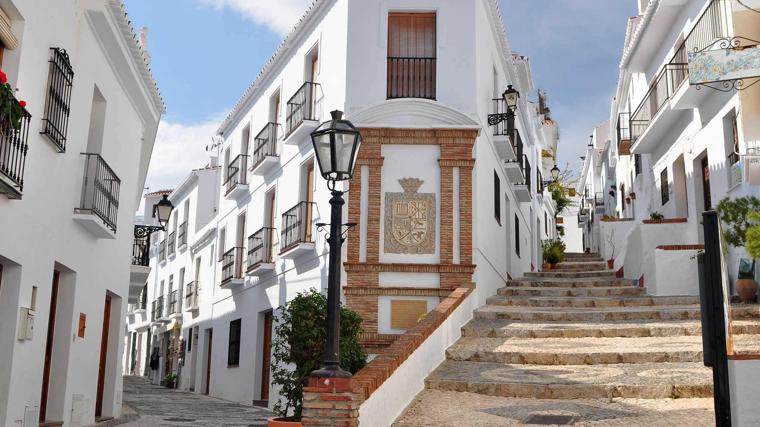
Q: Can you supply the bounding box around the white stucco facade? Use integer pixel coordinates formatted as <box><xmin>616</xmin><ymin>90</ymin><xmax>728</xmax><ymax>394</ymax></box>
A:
<box><xmin>0</xmin><ymin>0</ymin><xmax>163</xmax><ymax>425</ymax></box>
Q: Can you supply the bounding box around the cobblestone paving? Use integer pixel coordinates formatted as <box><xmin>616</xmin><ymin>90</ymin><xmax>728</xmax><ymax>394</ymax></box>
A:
<box><xmin>121</xmin><ymin>376</ymin><xmax>273</xmax><ymax>426</ymax></box>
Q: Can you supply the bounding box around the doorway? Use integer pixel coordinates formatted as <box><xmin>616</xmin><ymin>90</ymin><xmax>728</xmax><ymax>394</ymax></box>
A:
<box><xmin>673</xmin><ymin>156</ymin><xmax>689</xmax><ymax>218</ymax></box>
<box><xmin>203</xmin><ymin>328</ymin><xmax>213</xmax><ymax>395</ymax></box>
<box><xmin>701</xmin><ymin>156</ymin><xmax>712</xmax><ymax>211</ymax></box>
<box><xmin>95</xmin><ymin>295</ymin><xmax>112</xmax><ymax>417</ymax></box>
<box><xmin>260</xmin><ymin>311</ymin><xmax>273</xmax><ymax>402</ymax></box>
<box><xmin>189</xmin><ymin>327</ymin><xmax>199</xmax><ymax>391</ymax></box>
<box><xmin>40</xmin><ymin>271</ymin><xmax>60</xmax><ymax>422</ymax></box>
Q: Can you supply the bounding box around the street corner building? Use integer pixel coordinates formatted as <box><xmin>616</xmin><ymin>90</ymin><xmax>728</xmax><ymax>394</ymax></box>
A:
<box><xmin>0</xmin><ymin>0</ymin><xmax>164</xmax><ymax>425</ymax></box>
<box><xmin>121</xmin><ymin>0</ymin><xmax>563</xmax><ymax>422</ymax></box>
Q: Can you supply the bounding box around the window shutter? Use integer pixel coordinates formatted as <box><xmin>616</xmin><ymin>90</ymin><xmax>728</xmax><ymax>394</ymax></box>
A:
<box><xmin>0</xmin><ymin>7</ymin><xmax>17</xmax><ymax>50</ymax></box>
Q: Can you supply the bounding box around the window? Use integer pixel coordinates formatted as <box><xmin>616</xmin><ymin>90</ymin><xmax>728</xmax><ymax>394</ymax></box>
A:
<box><xmin>515</xmin><ymin>214</ymin><xmax>520</xmax><ymax>258</ymax></box>
<box><xmin>660</xmin><ymin>168</ymin><xmax>670</xmax><ymax>206</ymax></box>
<box><xmin>544</xmin><ymin>212</ymin><xmax>548</xmax><ymax>235</ymax></box>
<box><xmin>493</xmin><ymin>171</ymin><xmax>501</xmax><ymax>225</ymax></box>
<box><xmin>228</xmin><ymin>319</ymin><xmax>241</xmax><ymax>366</ymax></box>
<box><xmin>218</xmin><ymin>228</ymin><xmax>226</xmax><ymax>261</ymax></box>
<box><xmin>41</xmin><ymin>48</ymin><xmax>74</xmax><ymax>152</ymax></box>
<box><xmin>634</xmin><ymin>154</ymin><xmax>642</xmax><ymax>175</ymax></box>
<box><xmin>387</xmin><ymin>12</ymin><xmax>436</xmax><ymax>99</ymax></box>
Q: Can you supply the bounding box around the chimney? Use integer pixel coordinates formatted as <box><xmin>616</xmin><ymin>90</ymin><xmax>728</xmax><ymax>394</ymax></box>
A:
<box><xmin>139</xmin><ymin>26</ymin><xmax>151</xmax><ymax>66</ymax></box>
<box><xmin>209</xmin><ymin>155</ymin><xmax>219</xmax><ymax>168</ymax></box>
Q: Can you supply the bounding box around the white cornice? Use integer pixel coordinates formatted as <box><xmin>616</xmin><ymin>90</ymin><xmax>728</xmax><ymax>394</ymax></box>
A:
<box><xmin>190</xmin><ymin>227</ymin><xmax>217</xmax><ymax>255</ymax></box>
<box><xmin>350</xmin><ymin>98</ymin><xmax>480</xmax><ymax>130</ymax></box>
<box><xmin>620</xmin><ymin>0</ymin><xmax>660</xmax><ymax>69</ymax></box>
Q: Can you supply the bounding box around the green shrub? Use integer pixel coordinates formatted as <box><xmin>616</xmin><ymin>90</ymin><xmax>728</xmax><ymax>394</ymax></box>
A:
<box><xmin>543</xmin><ymin>239</ymin><xmax>566</xmax><ymax>265</ymax></box>
<box><xmin>161</xmin><ymin>373</ymin><xmax>177</xmax><ymax>388</ymax></box>
<box><xmin>716</xmin><ymin>196</ymin><xmax>760</xmax><ymax>248</ymax></box>
<box><xmin>271</xmin><ymin>289</ymin><xmax>367</xmax><ymax>421</ymax></box>
<box><xmin>745</xmin><ymin>212</ymin><xmax>760</xmax><ymax>259</ymax></box>
<box><xmin>649</xmin><ymin>212</ymin><xmax>664</xmax><ymax>221</ymax></box>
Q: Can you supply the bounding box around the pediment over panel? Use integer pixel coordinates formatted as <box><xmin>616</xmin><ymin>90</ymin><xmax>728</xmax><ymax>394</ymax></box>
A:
<box><xmin>349</xmin><ymin>99</ymin><xmax>481</xmax><ymax>130</ymax></box>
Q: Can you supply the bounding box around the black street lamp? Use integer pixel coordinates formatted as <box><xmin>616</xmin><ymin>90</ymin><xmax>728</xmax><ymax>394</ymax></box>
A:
<box><xmin>310</xmin><ymin>110</ymin><xmax>362</xmax><ymax>378</ymax></box>
<box><xmin>488</xmin><ymin>84</ymin><xmax>520</xmax><ymax>138</ymax></box>
<box><xmin>543</xmin><ymin>165</ymin><xmax>562</xmax><ymax>186</ymax></box>
<box><xmin>134</xmin><ymin>194</ymin><xmax>175</xmax><ymax>239</ymax></box>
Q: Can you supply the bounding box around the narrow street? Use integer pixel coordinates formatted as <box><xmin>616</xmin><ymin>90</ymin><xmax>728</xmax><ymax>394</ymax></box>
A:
<box><xmin>121</xmin><ymin>376</ymin><xmax>273</xmax><ymax>427</ymax></box>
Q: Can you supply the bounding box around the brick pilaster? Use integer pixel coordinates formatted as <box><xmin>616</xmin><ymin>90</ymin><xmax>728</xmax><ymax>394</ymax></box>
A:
<box><xmin>302</xmin><ymin>376</ymin><xmax>362</xmax><ymax>427</ymax></box>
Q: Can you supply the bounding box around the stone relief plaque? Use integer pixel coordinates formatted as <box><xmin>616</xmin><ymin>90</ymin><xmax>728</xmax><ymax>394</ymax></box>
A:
<box><xmin>384</xmin><ymin>178</ymin><xmax>436</xmax><ymax>254</ymax></box>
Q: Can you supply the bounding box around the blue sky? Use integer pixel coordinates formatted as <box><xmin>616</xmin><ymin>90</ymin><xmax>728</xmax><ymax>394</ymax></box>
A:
<box><xmin>123</xmin><ymin>0</ymin><xmax>637</xmax><ymax>191</ymax></box>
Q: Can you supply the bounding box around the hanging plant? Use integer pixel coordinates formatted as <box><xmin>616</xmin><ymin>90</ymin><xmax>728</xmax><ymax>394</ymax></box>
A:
<box><xmin>0</xmin><ymin>69</ymin><xmax>27</xmax><ymax>130</ymax></box>
<box><xmin>629</xmin><ymin>192</ymin><xmax>637</xmax><ymax>200</ymax></box>
<box><xmin>625</xmin><ymin>197</ymin><xmax>631</xmax><ymax>205</ymax></box>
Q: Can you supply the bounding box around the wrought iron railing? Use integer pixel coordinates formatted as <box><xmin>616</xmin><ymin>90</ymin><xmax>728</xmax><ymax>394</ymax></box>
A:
<box><xmin>595</xmin><ymin>192</ymin><xmax>605</xmax><ymax>207</ymax></box>
<box><xmin>537</xmin><ymin>170</ymin><xmax>544</xmax><ymax>195</ymax></box>
<box><xmin>167</xmin><ymin>231</ymin><xmax>176</xmax><ymax>257</ymax></box>
<box><xmin>684</xmin><ymin>0</ymin><xmax>735</xmax><ymax>54</ymax></box>
<box><xmin>132</xmin><ymin>230</ymin><xmax>150</xmax><ymax>266</ymax></box>
<box><xmin>630</xmin><ymin>64</ymin><xmax>688</xmax><ymax>142</ymax></box>
<box><xmin>159</xmin><ymin>239</ymin><xmax>167</xmax><ymax>262</ymax></box>
<box><xmin>168</xmin><ymin>289</ymin><xmax>180</xmax><ymax>315</ymax></box>
<box><xmin>152</xmin><ymin>295</ymin><xmax>164</xmax><ymax>321</ymax></box>
<box><xmin>728</xmin><ymin>151</ymin><xmax>740</xmax><ymax>166</ymax></box>
<box><xmin>281</xmin><ymin>201</ymin><xmax>316</xmax><ymax>253</ymax></box>
<box><xmin>78</xmin><ymin>153</ymin><xmax>121</xmax><ymax>231</ymax></box>
<box><xmin>617</xmin><ymin>112</ymin><xmax>631</xmax><ymax>145</ymax></box>
<box><xmin>387</xmin><ymin>57</ymin><xmax>436</xmax><ymax>100</ymax></box>
<box><xmin>225</xmin><ymin>154</ymin><xmax>249</xmax><ymax>195</ymax></box>
<box><xmin>285</xmin><ymin>82</ymin><xmax>320</xmax><ymax>137</ymax></box>
<box><xmin>252</xmin><ymin>122</ymin><xmax>279</xmax><ymax>169</ymax></box>
<box><xmin>520</xmin><ymin>155</ymin><xmax>531</xmax><ymax>192</ymax></box>
<box><xmin>247</xmin><ymin>227</ymin><xmax>274</xmax><ymax>271</ymax></box>
<box><xmin>511</xmin><ymin>129</ymin><xmax>524</xmax><ymax>160</ymax></box>
<box><xmin>221</xmin><ymin>247</ymin><xmax>245</xmax><ymax>285</ymax></box>
<box><xmin>0</xmin><ymin>99</ymin><xmax>32</xmax><ymax>198</ymax></box>
<box><xmin>491</xmin><ymin>98</ymin><xmax>511</xmax><ymax>137</ymax></box>
<box><xmin>41</xmin><ymin>48</ymin><xmax>74</xmax><ymax>152</ymax></box>
<box><xmin>139</xmin><ymin>287</ymin><xmax>147</xmax><ymax>310</ymax></box>
<box><xmin>635</xmin><ymin>154</ymin><xmax>643</xmax><ymax>175</ymax></box>
<box><xmin>185</xmin><ymin>281</ymin><xmax>198</xmax><ymax>308</ymax></box>
<box><xmin>178</xmin><ymin>222</ymin><xmax>187</xmax><ymax>248</ymax></box>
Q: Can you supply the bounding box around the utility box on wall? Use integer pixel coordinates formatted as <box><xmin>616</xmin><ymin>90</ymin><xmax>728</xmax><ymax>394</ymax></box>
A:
<box><xmin>17</xmin><ymin>307</ymin><xmax>34</xmax><ymax>341</ymax></box>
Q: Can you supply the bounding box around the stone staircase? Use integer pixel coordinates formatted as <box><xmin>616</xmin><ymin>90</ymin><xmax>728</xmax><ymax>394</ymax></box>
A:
<box><xmin>394</xmin><ymin>253</ymin><xmax>758</xmax><ymax>426</ymax></box>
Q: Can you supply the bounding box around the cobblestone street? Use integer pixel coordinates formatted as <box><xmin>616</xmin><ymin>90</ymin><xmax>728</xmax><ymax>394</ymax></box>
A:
<box><xmin>121</xmin><ymin>376</ymin><xmax>273</xmax><ymax>426</ymax></box>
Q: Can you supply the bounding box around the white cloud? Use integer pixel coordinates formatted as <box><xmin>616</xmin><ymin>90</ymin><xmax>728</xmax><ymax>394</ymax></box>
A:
<box><xmin>198</xmin><ymin>0</ymin><xmax>312</xmax><ymax>36</ymax></box>
<box><xmin>144</xmin><ymin>116</ymin><xmax>223</xmax><ymax>193</ymax></box>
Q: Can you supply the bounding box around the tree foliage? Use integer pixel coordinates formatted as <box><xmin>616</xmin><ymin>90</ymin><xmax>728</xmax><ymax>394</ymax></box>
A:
<box><xmin>271</xmin><ymin>289</ymin><xmax>367</xmax><ymax>421</ymax></box>
<box><xmin>542</xmin><ymin>238</ymin><xmax>566</xmax><ymax>264</ymax></box>
<box><xmin>716</xmin><ymin>196</ymin><xmax>760</xmax><ymax>248</ymax></box>
<box><xmin>745</xmin><ymin>212</ymin><xmax>760</xmax><ymax>259</ymax></box>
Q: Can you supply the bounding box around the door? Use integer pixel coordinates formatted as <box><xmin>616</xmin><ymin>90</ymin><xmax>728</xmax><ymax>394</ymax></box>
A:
<box><xmin>387</xmin><ymin>13</ymin><xmax>437</xmax><ymax>99</ymax></box>
<box><xmin>305</xmin><ymin>163</ymin><xmax>315</xmax><ymax>242</ymax></box>
<box><xmin>701</xmin><ymin>156</ymin><xmax>712</xmax><ymax>211</ymax></box>
<box><xmin>189</xmin><ymin>327</ymin><xmax>198</xmax><ymax>391</ymax></box>
<box><xmin>260</xmin><ymin>312</ymin><xmax>273</xmax><ymax>401</ymax></box>
<box><xmin>40</xmin><ymin>271</ymin><xmax>60</xmax><ymax>422</ymax></box>
<box><xmin>204</xmin><ymin>328</ymin><xmax>213</xmax><ymax>395</ymax></box>
<box><xmin>96</xmin><ymin>295</ymin><xmax>112</xmax><ymax>417</ymax></box>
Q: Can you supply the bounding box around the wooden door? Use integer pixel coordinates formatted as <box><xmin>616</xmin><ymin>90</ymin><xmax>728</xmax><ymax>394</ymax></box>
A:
<box><xmin>702</xmin><ymin>156</ymin><xmax>712</xmax><ymax>211</ymax></box>
<box><xmin>260</xmin><ymin>312</ymin><xmax>273</xmax><ymax>401</ymax></box>
<box><xmin>305</xmin><ymin>163</ymin><xmax>315</xmax><ymax>242</ymax></box>
<box><xmin>96</xmin><ymin>295</ymin><xmax>112</xmax><ymax>417</ymax></box>
<box><xmin>40</xmin><ymin>271</ymin><xmax>60</xmax><ymax>422</ymax></box>
<box><xmin>204</xmin><ymin>329</ymin><xmax>213</xmax><ymax>395</ymax></box>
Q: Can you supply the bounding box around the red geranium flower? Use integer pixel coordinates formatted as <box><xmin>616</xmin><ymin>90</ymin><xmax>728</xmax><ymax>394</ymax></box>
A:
<box><xmin>0</xmin><ymin>71</ymin><xmax>6</xmax><ymax>84</ymax></box>
<box><xmin>18</xmin><ymin>100</ymin><xmax>26</xmax><ymax>108</ymax></box>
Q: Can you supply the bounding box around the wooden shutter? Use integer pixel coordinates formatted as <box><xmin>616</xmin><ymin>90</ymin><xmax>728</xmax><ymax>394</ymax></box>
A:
<box><xmin>387</xmin><ymin>13</ymin><xmax>436</xmax><ymax>99</ymax></box>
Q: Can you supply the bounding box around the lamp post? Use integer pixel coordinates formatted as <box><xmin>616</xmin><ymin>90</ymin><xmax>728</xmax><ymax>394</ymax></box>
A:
<box><xmin>134</xmin><ymin>194</ymin><xmax>175</xmax><ymax>263</ymax></box>
<box><xmin>309</xmin><ymin>110</ymin><xmax>362</xmax><ymax>378</ymax></box>
<box><xmin>488</xmin><ymin>84</ymin><xmax>520</xmax><ymax>139</ymax></box>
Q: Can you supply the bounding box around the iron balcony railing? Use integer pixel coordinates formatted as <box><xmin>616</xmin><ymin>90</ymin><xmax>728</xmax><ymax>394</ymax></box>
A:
<box><xmin>152</xmin><ymin>295</ymin><xmax>164</xmax><ymax>321</ymax></box>
<box><xmin>285</xmin><ymin>82</ymin><xmax>320</xmax><ymax>137</ymax></box>
<box><xmin>617</xmin><ymin>112</ymin><xmax>631</xmax><ymax>146</ymax></box>
<box><xmin>139</xmin><ymin>287</ymin><xmax>147</xmax><ymax>310</ymax></box>
<box><xmin>630</xmin><ymin>63</ymin><xmax>689</xmax><ymax>143</ymax></box>
<box><xmin>167</xmin><ymin>231</ymin><xmax>176</xmax><ymax>257</ymax></box>
<box><xmin>132</xmin><ymin>230</ymin><xmax>150</xmax><ymax>267</ymax></box>
<box><xmin>387</xmin><ymin>57</ymin><xmax>436</xmax><ymax>100</ymax></box>
<box><xmin>281</xmin><ymin>201</ymin><xmax>315</xmax><ymax>253</ymax></box>
<box><xmin>252</xmin><ymin>122</ymin><xmax>279</xmax><ymax>169</ymax></box>
<box><xmin>159</xmin><ymin>239</ymin><xmax>167</xmax><ymax>262</ymax></box>
<box><xmin>684</xmin><ymin>0</ymin><xmax>735</xmax><ymax>54</ymax></box>
<box><xmin>537</xmin><ymin>170</ymin><xmax>544</xmax><ymax>195</ymax></box>
<box><xmin>41</xmin><ymin>48</ymin><xmax>74</xmax><ymax>152</ymax></box>
<box><xmin>78</xmin><ymin>153</ymin><xmax>120</xmax><ymax>232</ymax></box>
<box><xmin>185</xmin><ymin>281</ymin><xmax>198</xmax><ymax>308</ymax></box>
<box><xmin>595</xmin><ymin>192</ymin><xmax>605</xmax><ymax>207</ymax></box>
<box><xmin>490</xmin><ymin>98</ymin><xmax>511</xmax><ymax>137</ymax></box>
<box><xmin>0</xmin><ymin>100</ymin><xmax>32</xmax><ymax>199</ymax></box>
<box><xmin>178</xmin><ymin>222</ymin><xmax>188</xmax><ymax>248</ymax></box>
<box><xmin>224</xmin><ymin>154</ymin><xmax>249</xmax><ymax>195</ymax></box>
<box><xmin>221</xmin><ymin>247</ymin><xmax>245</xmax><ymax>285</ymax></box>
<box><xmin>635</xmin><ymin>154</ymin><xmax>643</xmax><ymax>175</ymax></box>
<box><xmin>511</xmin><ymin>129</ymin><xmax>524</xmax><ymax>160</ymax></box>
<box><xmin>168</xmin><ymin>289</ymin><xmax>180</xmax><ymax>315</ymax></box>
<box><xmin>728</xmin><ymin>151</ymin><xmax>740</xmax><ymax>166</ymax></box>
<box><xmin>521</xmin><ymin>155</ymin><xmax>532</xmax><ymax>192</ymax></box>
<box><xmin>247</xmin><ymin>227</ymin><xmax>274</xmax><ymax>271</ymax></box>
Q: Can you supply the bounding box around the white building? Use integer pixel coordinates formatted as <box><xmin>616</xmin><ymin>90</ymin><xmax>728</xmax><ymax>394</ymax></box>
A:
<box><xmin>122</xmin><ymin>0</ymin><xmax>562</xmax><ymax>410</ymax></box>
<box><xmin>0</xmin><ymin>0</ymin><xmax>163</xmax><ymax>425</ymax></box>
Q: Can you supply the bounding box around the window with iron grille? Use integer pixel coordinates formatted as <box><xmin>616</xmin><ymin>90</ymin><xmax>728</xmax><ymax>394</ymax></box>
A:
<box><xmin>228</xmin><ymin>318</ymin><xmax>241</xmax><ymax>366</ymax></box>
<box><xmin>634</xmin><ymin>154</ymin><xmax>642</xmax><ymax>175</ymax></box>
<box><xmin>41</xmin><ymin>48</ymin><xmax>74</xmax><ymax>152</ymax></box>
<box><xmin>660</xmin><ymin>168</ymin><xmax>670</xmax><ymax>206</ymax></box>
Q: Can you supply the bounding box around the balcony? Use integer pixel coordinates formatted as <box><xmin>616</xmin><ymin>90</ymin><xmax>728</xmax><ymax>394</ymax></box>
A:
<box><xmin>617</xmin><ymin>112</ymin><xmax>632</xmax><ymax>156</ymax></box>
<box><xmin>221</xmin><ymin>247</ymin><xmax>245</xmax><ymax>287</ymax></box>
<box><xmin>151</xmin><ymin>296</ymin><xmax>165</xmax><ymax>323</ymax></box>
<box><xmin>247</xmin><ymin>227</ymin><xmax>275</xmax><ymax>276</ymax></box>
<box><xmin>41</xmin><ymin>48</ymin><xmax>74</xmax><ymax>153</ymax></box>
<box><xmin>158</xmin><ymin>239</ymin><xmax>167</xmax><ymax>264</ymax></box>
<box><xmin>578</xmin><ymin>209</ymin><xmax>589</xmax><ymax>226</ymax></box>
<box><xmin>280</xmin><ymin>201</ymin><xmax>316</xmax><ymax>258</ymax></box>
<box><xmin>285</xmin><ymin>82</ymin><xmax>321</xmax><ymax>143</ymax></box>
<box><xmin>0</xmin><ymin>101</ymin><xmax>31</xmax><ymax>200</ymax></box>
<box><xmin>130</xmin><ymin>230</ymin><xmax>151</xmax><ymax>302</ymax></box>
<box><xmin>537</xmin><ymin>170</ymin><xmax>544</xmax><ymax>198</ymax></box>
<box><xmin>251</xmin><ymin>122</ymin><xmax>280</xmax><ymax>175</ymax></box>
<box><xmin>167</xmin><ymin>231</ymin><xmax>176</xmax><ymax>258</ymax></box>
<box><xmin>167</xmin><ymin>289</ymin><xmax>181</xmax><ymax>318</ymax></box>
<box><xmin>595</xmin><ymin>192</ymin><xmax>605</xmax><ymax>207</ymax></box>
<box><xmin>185</xmin><ymin>281</ymin><xmax>199</xmax><ymax>312</ymax></box>
<box><xmin>177</xmin><ymin>222</ymin><xmax>188</xmax><ymax>251</ymax></box>
<box><xmin>73</xmin><ymin>153</ymin><xmax>120</xmax><ymax>238</ymax></box>
<box><xmin>513</xmin><ymin>155</ymin><xmax>532</xmax><ymax>203</ymax></box>
<box><xmin>224</xmin><ymin>154</ymin><xmax>249</xmax><ymax>198</ymax></box>
<box><xmin>387</xmin><ymin>57</ymin><xmax>436</xmax><ymax>100</ymax></box>
<box><xmin>504</xmin><ymin>131</ymin><xmax>525</xmax><ymax>183</ymax></box>
<box><xmin>490</xmin><ymin>99</ymin><xmax>517</xmax><ymax>161</ymax></box>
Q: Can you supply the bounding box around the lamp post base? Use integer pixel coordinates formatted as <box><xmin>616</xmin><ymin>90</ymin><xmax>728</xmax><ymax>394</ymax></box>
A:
<box><xmin>310</xmin><ymin>366</ymin><xmax>352</xmax><ymax>379</ymax></box>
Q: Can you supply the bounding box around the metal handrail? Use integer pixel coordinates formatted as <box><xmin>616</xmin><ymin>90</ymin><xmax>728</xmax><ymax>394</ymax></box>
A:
<box><xmin>285</xmin><ymin>82</ymin><xmax>321</xmax><ymax>137</ymax></box>
<box><xmin>247</xmin><ymin>227</ymin><xmax>275</xmax><ymax>270</ymax></box>
<box><xmin>387</xmin><ymin>57</ymin><xmax>436</xmax><ymax>100</ymax></box>
<box><xmin>252</xmin><ymin>122</ymin><xmax>279</xmax><ymax>169</ymax></box>
<box><xmin>281</xmin><ymin>201</ymin><xmax>316</xmax><ymax>253</ymax></box>
<box><xmin>78</xmin><ymin>153</ymin><xmax>120</xmax><ymax>231</ymax></box>
<box><xmin>225</xmin><ymin>154</ymin><xmax>249</xmax><ymax>195</ymax></box>
<box><xmin>221</xmin><ymin>247</ymin><xmax>245</xmax><ymax>284</ymax></box>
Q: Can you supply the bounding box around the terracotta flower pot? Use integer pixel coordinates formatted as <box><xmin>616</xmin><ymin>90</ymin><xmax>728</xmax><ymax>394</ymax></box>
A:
<box><xmin>542</xmin><ymin>262</ymin><xmax>551</xmax><ymax>271</ymax></box>
<box><xmin>625</xmin><ymin>197</ymin><xmax>631</xmax><ymax>205</ymax></box>
<box><xmin>607</xmin><ymin>259</ymin><xmax>615</xmax><ymax>270</ymax></box>
<box><xmin>736</xmin><ymin>278</ymin><xmax>758</xmax><ymax>303</ymax></box>
<box><xmin>549</xmin><ymin>262</ymin><xmax>558</xmax><ymax>270</ymax></box>
<box><xmin>629</xmin><ymin>192</ymin><xmax>637</xmax><ymax>200</ymax></box>
<box><xmin>268</xmin><ymin>418</ymin><xmax>302</xmax><ymax>427</ymax></box>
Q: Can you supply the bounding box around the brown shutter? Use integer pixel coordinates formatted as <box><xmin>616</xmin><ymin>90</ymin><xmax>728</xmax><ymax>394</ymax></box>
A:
<box><xmin>387</xmin><ymin>13</ymin><xmax>436</xmax><ymax>99</ymax></box>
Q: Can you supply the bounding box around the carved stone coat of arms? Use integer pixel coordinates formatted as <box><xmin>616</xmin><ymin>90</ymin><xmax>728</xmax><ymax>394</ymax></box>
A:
<box><xmin>384</xmin><ymin>178</ymin><xmax>436</xmax><ymax>254</ymax></box>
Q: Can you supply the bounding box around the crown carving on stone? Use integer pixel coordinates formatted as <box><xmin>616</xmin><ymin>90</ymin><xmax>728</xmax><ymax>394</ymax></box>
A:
<box><xmin>399</xmin><ymin>178</ymin><xmax>424</xmax><ymax>193</ymax></box>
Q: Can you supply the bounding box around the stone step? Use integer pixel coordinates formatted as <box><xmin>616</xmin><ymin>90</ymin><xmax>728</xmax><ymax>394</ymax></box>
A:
<box><xmin>553</xmin><ymin>261</ymin><xmax>609</xmax><ymax>272</ymax></box>
<box><xmin>425</xmin><ymin>360</ymin><xmax>713</xmax><ymax>399</ymax></box>
<box><xmin>394</xmin><ymin>390</ymin><xmax>715</xmax><ymax>427</ymax></box>
<box><xmin>507</xmin><ymin>277</ymin><xmax>635</xmax><ymax>288</ymax></box>
<box><xmin>525</xmin><ymin>270</ymin><xmax>617</xmax><ymax>279</ymax></box>
<box><xmin>498</xmin><ymin>286</ymin><xmax>646</xmax><ymax>297</ymax></box>
<box><xmin>734</xmin><ymin>334</ymin><xmax>760</xmax><ymax>355</ymax></box>
<box><xmin>446</xmin><ymin>336</ymin><xmax>704</xmax><ymax>365</ymax></box>
<box><xmin>564</xmin><ymin>252</ymin><xmax>602</xmax><ymax>260</ymax></box>
<box><xmin>474</xmin><ymin>305</ymin><xmax>702</xmax><ymax>322</ymax></box>
<box><xmin>486</xmin><ymin>294</ymin><xmax>701</xmax><ymax>308</ymax></box>
<box><xmin>733</xmin><ymin>304</ymin><xmax>760</xmax><ymax>320</ymax></box>
<box><xmin>461</xmin><ymin>319</ymin><xmax>708</xmax><ymax>339</ymax></box>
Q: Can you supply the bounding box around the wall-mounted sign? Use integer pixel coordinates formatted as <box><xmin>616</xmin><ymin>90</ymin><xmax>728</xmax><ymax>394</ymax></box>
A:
<box><xmin>688</xmin><ymin>46</ymin><xmax>760</xmax><ymax>86</ymax></box>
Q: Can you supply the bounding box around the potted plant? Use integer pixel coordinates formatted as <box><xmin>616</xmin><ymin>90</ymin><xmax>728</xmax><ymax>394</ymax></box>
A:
<box><xmin>625</xmin><ymin>197</ymin><xmax>631</xmax><ymax>205</ymax></box>
<box><xmin>160</xmin><ymin>373</ymin><xmax>177</xmax><ymax>389</ymax></box>
<box><xmin>0</xmin><ymin>69</ymin><xmax>27</xmax><ymax>130</ymax></box>
<box><xmin>629</xmin><ymin>192</ymin><xmax>636</xmax><ymax>200</ymax></box>
<box><xmin>649</xmin><ymin>212</ymin><xmax>665</xmax><ymax>222</ymax></box>
<box><xmin>606</xmin><ymin>230</ymin><xmax>616</xmax><ymax>270</ymax></box>
<box><xmin>269</xmin><ymin>289</ymin><xmax>367</xmax><ymax>426</ymax></box>
<box><xmin>717</xmin><ymin>197</ymin><xmax>760</xmax><ymax>303</ymax></box>
<box><xmin>542</xmin><ymin>239</ymin><xmax>566</xmax><ymax>269</ymax></box>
